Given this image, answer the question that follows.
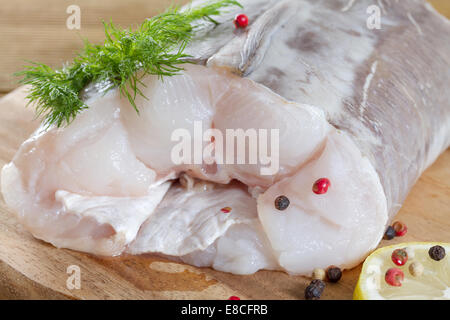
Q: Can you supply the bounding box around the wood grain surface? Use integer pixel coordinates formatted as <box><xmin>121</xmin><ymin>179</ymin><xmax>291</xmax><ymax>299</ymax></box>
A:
<box><xmin>0</xmin><ymin>0</ymin><xmax>449</xmax><ymax>300</ymax></box>
<box><xmin>0</xmin><ymin>0</ymin><xmax>190</xmax><ymax>94</ymax></box>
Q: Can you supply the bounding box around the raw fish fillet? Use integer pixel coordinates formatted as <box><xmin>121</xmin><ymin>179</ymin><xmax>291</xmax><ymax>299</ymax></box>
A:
<box><xmin>1</xmin><ymin>0</ymin><xmax>449</xmax><ymax>275</ymax></box>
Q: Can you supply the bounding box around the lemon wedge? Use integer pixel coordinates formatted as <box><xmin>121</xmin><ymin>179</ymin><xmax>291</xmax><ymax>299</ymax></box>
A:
<box><xmin>354</xmin><ymin>242</ymin><xmax>449</xmax><ymax>300</ymax></box>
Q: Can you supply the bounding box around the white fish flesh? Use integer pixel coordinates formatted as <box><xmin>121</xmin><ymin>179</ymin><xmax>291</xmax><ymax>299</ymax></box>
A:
<box><xmin>1</xmin><ymin>0</ymin><xmax>449</xmax><ymax>275</ymax></box>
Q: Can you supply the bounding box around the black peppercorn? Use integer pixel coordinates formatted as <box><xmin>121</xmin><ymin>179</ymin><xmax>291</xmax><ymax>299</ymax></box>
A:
<box><xmin>383</xmin><ymin>226</ymin><xmax>396</xmax><ymax>240</ymax></box>
<box><xmin>326</xmin><ymin>265</ymin><xmax>342</xmax><ymax>283</ymax></box>
<box><xmin>429</xmin><ymin>245</ymin><xmax>446</xmax><ymax>261</ymax></box>
<box><xmin>304</xmin><ymin>279</ymin><xmax>325</xmax><ymax>300</ymax></box>
<box><xmin>274</xmin><ymin>195</ymin><xmax>290</xmax><ymax>211</ymax></box>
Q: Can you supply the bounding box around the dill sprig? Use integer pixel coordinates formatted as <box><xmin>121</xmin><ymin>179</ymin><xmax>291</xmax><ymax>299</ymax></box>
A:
<box><xmin>16</xmin><ymin>0</ymin><xmax>242</xmax><ymax>128</ymax></box>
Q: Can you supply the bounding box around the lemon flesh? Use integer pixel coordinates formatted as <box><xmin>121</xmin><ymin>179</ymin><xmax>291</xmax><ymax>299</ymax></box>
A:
<box><xmin>354</xmin><ymin>242</ymin><xmax>449</xmax><ymax>300</ymax></box>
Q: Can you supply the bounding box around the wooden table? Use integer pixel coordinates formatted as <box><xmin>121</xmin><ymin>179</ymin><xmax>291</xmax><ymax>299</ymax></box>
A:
<box><xmin>0</xmin><ymin>0</ymin><xmax>449</xmax><ymax>300</ymax></box>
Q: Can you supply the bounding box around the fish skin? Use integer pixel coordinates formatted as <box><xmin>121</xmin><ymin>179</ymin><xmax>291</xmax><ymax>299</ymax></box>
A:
<box><xmin>186</xmin><ymin>0</ymin><xmax>450</xmax><ymax>220</ymax></box>
<box><xmin>127</xmin><ymin>182</ymin><xmax>257</xmax><ymax>256</ymax></box>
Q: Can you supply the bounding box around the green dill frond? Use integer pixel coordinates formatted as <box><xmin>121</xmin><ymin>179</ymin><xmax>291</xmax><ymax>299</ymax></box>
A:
<box><xmin>16</xmin><ymin>63</ymin><xmax>88</xmax><ymax>127</ymax></box>
<box><xmin>17</xmin><ymin>0</ymin><xmax>242</xmax><ymax>128</ymax></box>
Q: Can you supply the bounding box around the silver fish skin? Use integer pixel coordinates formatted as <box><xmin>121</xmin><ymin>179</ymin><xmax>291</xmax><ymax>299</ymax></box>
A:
<box><xmin>184</xmin><ymin>0</ymin><xmax>450</xmax><ymax>220</ymax></box>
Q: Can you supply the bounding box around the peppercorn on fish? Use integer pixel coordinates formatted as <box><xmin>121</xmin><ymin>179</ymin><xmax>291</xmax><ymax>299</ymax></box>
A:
<box><xmin>1</xmin><ymin>0</ymin><xmax>449</xmax><ymax>275</ymax></box>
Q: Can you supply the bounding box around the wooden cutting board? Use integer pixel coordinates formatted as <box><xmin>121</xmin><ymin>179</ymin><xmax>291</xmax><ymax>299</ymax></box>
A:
<box><xmin>0</xmin><ymin>1</ymin><xmax>449</xmax><ymax>300</ymax></box>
